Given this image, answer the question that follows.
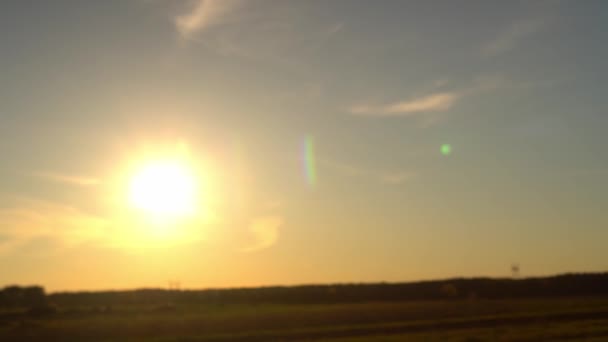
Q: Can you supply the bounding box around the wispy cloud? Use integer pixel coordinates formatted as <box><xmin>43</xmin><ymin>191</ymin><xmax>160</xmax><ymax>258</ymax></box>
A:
<box><xmin>483</xmin><ymin>18</ymin><xmax>546</xmax><ymax>57</ymax></box>
<box><xmin>321</xmin><ymin>158</ymin><xmax>414</xmax><ymax>186</ymax></box>
<box><xmin>175</xmin><ymin>0</ymin><xmax>243</xmax><ymax>38</ymax></box>
<box><xmin>348</xmin><ymin>73</ymin><xmax>509</xmax><ymax>123</ymax></box>
<box><xmin>385</xmin><ymin>92</ymin><xmax>458</xmax><ymax>114</ymax></box>
<box><xmin>380</xmin><ymin>171</ymin><xmax>414</xmax><ymax>185</ymax></box>
<box><xmin>0</xmin><ymin>198</ymin><xmax>108</xmax><ymax>253</ymax></box>
<box><xmin>0</xmin><ymin>195</ymin><xmax>215</xmax><ymax>253</ymax></box>
<box><xmin>32</xmin><ymin>171</ymin><xmax>100</xmax><ymax>186</ymax></box>
<box><xmin>349</xmin><ymin>92</ymin><xmax>460</xmax><ymax>117</ymax></box>
<box><xmin>169</xmin><ymin>0</ymin><xmax>345</xmax><ymax>78</ymax></box>
<box><xmin>241</xmin><ymin>216</ymin><xmax>283</xmax><ymax>252</ymax></box>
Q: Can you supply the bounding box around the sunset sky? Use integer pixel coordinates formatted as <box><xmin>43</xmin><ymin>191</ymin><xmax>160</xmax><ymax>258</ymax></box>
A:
<box><xmin>1</xmin><ymin>1</ymin><xmax>607</xmax><ymax>291</ymax></box>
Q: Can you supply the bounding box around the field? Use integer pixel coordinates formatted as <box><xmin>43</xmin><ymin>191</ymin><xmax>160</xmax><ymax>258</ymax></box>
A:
<box><xmin>2</xmin><ymin>296</ymin><xmax>608</xmax><ymax>341</ymax></box>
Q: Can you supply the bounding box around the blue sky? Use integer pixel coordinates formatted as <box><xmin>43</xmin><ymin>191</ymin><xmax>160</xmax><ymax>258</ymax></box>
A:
<box><xmin>0</xmin><ymin>0</ymin><xmax>607</xmax><ymax>291</ymax></box>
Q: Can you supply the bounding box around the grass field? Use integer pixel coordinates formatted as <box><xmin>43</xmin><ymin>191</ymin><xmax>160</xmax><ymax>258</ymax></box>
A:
<box><xmin>2</xmin><ymin>296</ymin><xmax>608</xmax><ymax>341</ymax></box>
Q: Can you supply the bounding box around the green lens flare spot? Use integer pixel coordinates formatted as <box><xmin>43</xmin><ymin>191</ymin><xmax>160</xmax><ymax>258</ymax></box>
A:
<box><xmin>441</xmin><ymin>144</ymin><xmax>452</xmax><ymax>156</ymax></box>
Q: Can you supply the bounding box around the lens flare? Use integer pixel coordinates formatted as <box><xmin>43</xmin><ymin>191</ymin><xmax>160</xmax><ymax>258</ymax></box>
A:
<box><xmin>441</xmin><ymin>144</ymin><xmax>452</xmax><ymax>156</ymax></box>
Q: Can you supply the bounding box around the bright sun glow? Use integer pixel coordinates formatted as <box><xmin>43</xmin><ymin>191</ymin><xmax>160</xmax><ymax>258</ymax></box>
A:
<box><xmin>129</xmin><ymin>160</ymin><xmax>199</xmax><ymax>220</ymax></box>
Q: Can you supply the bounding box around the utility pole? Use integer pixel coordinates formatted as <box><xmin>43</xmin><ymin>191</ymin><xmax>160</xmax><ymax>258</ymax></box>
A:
<box><xmin>511</xmin><ymin>263</ymin><xmax>520</xmax><ymax>279</ymax></box>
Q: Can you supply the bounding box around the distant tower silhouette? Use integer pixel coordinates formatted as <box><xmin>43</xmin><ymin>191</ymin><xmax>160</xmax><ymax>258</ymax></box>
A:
<box><xmin>511</xmin><ymin>263</ymin><xmax>520</xmax><ymax>278</ymax></box>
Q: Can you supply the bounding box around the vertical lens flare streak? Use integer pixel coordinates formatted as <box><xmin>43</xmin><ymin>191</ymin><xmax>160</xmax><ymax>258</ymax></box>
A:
<box><xmin>303</xmin><ymin>135</ymin><xmax>317</xmax><ymax>186</ymax></box>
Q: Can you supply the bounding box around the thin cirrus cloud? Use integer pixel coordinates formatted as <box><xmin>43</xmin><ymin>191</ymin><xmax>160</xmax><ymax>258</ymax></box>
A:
<box><xmin>349</xmin><ymin>92</ymin><xmax>459</xmax><ymax>117</ymax></box>
<box><xmin>174</xmin><ymin>0</ymin><xmax>243</xmax><ymax>38</ymax></box>
<box><xmin>380</xmin><ymin>171</ymin><xmax>414</xmax><ymax>185</ymax></box>
<box><xmin>32</xmin><ymin>171</ymin><xmax>101</xmax><ymax>186</ymax></box>
<box><xmin>241</xmin><ymin>216</ymin><xmax>283</xmax><ymax>253</ymax></box>
<box><xmin>320</xmin><ymin>158</ymin><xmax>414</xmax><ymax>186</ymax></box>
<box><xmin>0</xmin><ymin>196</ymin><xmax>215</xmax><ymax>253</ymax></box>
<box><xmin>482</xmin><ymin>17</ymin><xmax>547</xmax><ymax>57</ymax></box>
<box><xmin>0</xmin><ymin>198</ymin><xmax>109</xmax><ymax>253</ymax></box>
<box><xmin>348</xmin><ymin>74</ymin><xmax>508</xmax><ymax>121</ymax></box>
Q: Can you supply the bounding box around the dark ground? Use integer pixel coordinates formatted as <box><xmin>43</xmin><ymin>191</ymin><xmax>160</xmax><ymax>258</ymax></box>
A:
<box><xmin>2</xmin><ymin>273</ymin><xmax>608</xmax><ymax>341</ymax></box>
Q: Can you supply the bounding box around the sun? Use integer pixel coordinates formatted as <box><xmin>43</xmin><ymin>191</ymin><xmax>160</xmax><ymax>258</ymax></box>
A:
<box><xmin>128</xmin><ymin>160</ymin><xmax>199</xmax><ymax>220</ymax></box>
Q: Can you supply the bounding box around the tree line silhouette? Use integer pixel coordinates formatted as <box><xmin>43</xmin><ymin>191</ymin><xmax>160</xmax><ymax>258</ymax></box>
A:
<box><xmin>0</xmin><ymin>286</ymin><xmax>46</xmax><ymax>308</ymax></box>
<box><xmin>3</xmin><ymin>273</ymin><xmax>608</xmax><ymax>311</ymax></box>
<box><xmin>50</xmin><ymin>272</ymin><xmax>608</xmax><ymax>307</ymax></box>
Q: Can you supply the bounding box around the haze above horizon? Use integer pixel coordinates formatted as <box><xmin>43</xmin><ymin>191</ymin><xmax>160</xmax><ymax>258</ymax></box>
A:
<box><xmin>0</xmin><ymin>0</ymin><xmax>607</xmax><ymax>292</ymax></box>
